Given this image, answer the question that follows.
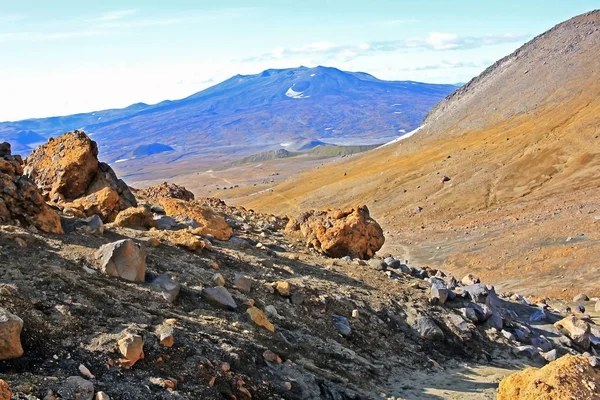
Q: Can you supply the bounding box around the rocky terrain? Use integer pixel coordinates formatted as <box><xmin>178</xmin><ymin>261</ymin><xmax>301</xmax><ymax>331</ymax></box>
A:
<box><xmin>240</xmin><ymin>10</ymin><xmax>600</xmax><ymax>299</ymax></box>
<box><xmin>2</xmin><ymin>131</ymin><xmax>600</xmax><ymax>399</ymax></box>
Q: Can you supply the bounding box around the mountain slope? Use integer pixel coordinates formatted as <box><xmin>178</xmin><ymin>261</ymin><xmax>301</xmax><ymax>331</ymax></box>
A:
<box><xmin>0</xmin><ymin>67</ymin><xmax>456</xmax><ymax>167</ymax></box>
<box><xmin>239</xmin><ymin>10</ymin><xmax>600</xmax><ymax>298</ymax></box>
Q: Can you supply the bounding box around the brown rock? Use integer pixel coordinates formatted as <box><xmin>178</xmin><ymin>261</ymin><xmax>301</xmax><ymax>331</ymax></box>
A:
<box><xmin>137</xmin><ymin>182</ymin><xmax>195</xmax><ymax>201</ymax></box>
<box><xmin>554</xmin><ymin>315</ymin><xmax>591</xmax><ymax>350</ymax></box>
<box><xmin>247</xmin><ymin>307</ymin><xmax>275</xmax><ymax>332</ymax></box>
<box><xmin>95</xmin><ymin>239</ymin><xmax>146</xmax><ymax>282</ymax></box>
<box><xmin>274</xmin><ymin>281</ymin><xmax>291</xmax><ymax>297</ymax></box>
<box><xmin>67</xmin><ymin>187</ymin><xmax>121</xmax><ymax>222</ymax></box>
<box><xmin>160</xmin><ymin>198</ymin><xmax>232</xmax><ymax>240</ymax></box>
<box><xmin>263</xmin><ymin>350</ymin><xmax>282</xmax><ymax>363</ymax></box>
<box><xmin>24</xmin><ymin>130</ymin><xmax>99</xmax><ymax>200</ymax></box>
<box><xmin>234</xmin><ymin>274</ymin><xmax>253</xmax><ymax>293</ymax></box>
<box><xmin>285</xmin><ymin>205</ymin><xmax>384</xmax><ymax>259</ymax></box>
<box><xmin>118</xmin><ymin>333</ymin><xmax>145</xmax><ymax>367</ymax></box>
<box><xmin>147</xmin><ymin>237</ymin><xmax>160</xmax><ymax>247</ymax></box>
<box><xmin>0</xmin><ymin>379</ymin><xmax>11</xmax><ymax>400</ymax></box>
<box><xmin>24</xmin><ymin>131</ymin><xmax>137</xmax><ymax>222</ymax></box>
<box><xmin>156</xmin><ymin>324</ymin><xmax>175</xmax><ymax>348</ymax></box>
<box><xmin>498</xmin><ymin>355</ymin><xmax>600</xmax><ymax>400</ymax></box>
<box><xmin>0</xmin><ymin>308</ymin><xmax>24</xmax><ymax>360</ymax></box>
<box><xmin>113</xmin><ymin>206</ymin><xmax>157</xmax><ymax>229</ymax></box>
<box><xmin>461</xmin><ymin>274</ymin><xmax>480</xmax><ymax>286</ymax></box>
<box><xmin>151</xmin><ymin>230</ymin><xmax>206</xmax><ymax>252</ymax></box>
<box><xmin>0</xmin><ymin>148</ymin><xmax>63</xmax><ymax>234</ymax></box>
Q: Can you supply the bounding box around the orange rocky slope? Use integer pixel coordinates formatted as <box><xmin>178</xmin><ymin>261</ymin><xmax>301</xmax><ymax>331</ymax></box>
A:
<box><xmin>239</xmin><ymin>10</ymin><xmax>600</xmax><ymax>298</ymax></box>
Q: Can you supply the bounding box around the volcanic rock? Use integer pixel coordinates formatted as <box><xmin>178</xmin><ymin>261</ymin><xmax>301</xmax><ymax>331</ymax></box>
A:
<box><xmin>137</xmin><ymin>182</ymin><xmax>195</xmax><ymax>201</ymax></box>
<box><xmin>201</xmin><ymin>287</ymin><xmax>237</xmax><ymax>310</ymax></box>
<box><xmin>414</xmin><ymin>316</ymin><xmax>444</xmax><ymax>341</ymax></box>
<box><xmin>498</xmin><ymin>355</ymin><xmax>600</xmax><ymax>400</ymax></box>
<box><xmin>24</xmin><ymin>130</ymin><xmax>136</xmax><ymax>222</ymax></box>
<box><xmin>285</xmin><ymin>205</ymin><xmax>385</xmax><ymax>259</ymax></box>
<box><xmin>0</xmin><ymin>379</ymin><xmax>10</xmax><ymax>400</ymax></box>
<box><xmin>554</xmin><ymin>315</ymin><xmax>591</xmax><ymax>350</ymax></box>
<box><xmin>94</xmin><ymin>239</ymin><xmax>146</xmax><ymax>282</ymax></box>
<box><xmin>0</xmin><ymin>146</ymin><xmax>63</xmax><ymax>234</ymax></box>
<box><xmin>247</xmin><ymin>307</ymin><xmax>275</xmax><ymax>332</ymax></box>
<box><xmin>113</xmin><ymin>206</ymin><xmax>157</xmax><ymax>229</ymax></box>
<box><xmin>151</xmin><ymin>274</ymin><xmax>181</xmax><ymax>303</ymax></box>
<box><xmin>118</xmin><ymin>333</ymin><xmax>145</xmax><ymax>367</ymax></box>
<box><xmin>160</xmin><ymin>198</ymin><xmax>232</xmax><ymax>240</ymax></box>
<box><xmin>0</xmin><ymin>308</ymin><xmax>23</xmax><ymax>360</ymax></box>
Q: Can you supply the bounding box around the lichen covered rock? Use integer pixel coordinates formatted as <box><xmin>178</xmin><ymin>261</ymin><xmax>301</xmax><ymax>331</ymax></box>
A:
<box><xmin>285</xmin><ymin>205</ymin><xmax>384</xmax><ymax>259</ymax></box>
<box><xmin>498</xmin><ymin>355</ymin><xmax>600</xmax><ymax>400</ymax></box>
<box><xmin>160</xmin><ymin>198</ymin><xmax>232</xmax><ymax>240</ymax></box>
<box><xmin>25</xmin><ymin>130</ymin><xmax>137</xmax><ymax>222</ymax></box>
<box><xmin>0</xmin><ymin>143</ymin><xmax>63</xmax><ymax>234</ymax></box>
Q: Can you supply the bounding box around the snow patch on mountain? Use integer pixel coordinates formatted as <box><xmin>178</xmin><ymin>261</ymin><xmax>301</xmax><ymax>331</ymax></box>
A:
<box><xmin>285</xmin><ymin>87</ymin><xmax>310</xmax><ymax>99</ymax></box>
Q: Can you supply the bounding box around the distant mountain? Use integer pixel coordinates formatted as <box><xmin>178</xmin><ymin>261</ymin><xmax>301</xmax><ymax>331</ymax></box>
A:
<box><xmin>0</xmin><ymin>66</ymin><xmax>457</xmax><ymax>165</ymax></box>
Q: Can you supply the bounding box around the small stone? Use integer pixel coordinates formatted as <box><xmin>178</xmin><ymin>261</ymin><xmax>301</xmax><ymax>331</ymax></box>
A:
<box><xmin>156</xmin><ymin>324</ymin><xmax>175</xmax><ymax>348</ymax></box>
<box><xmin>529</xmin><ymin>309</ymin><xmax>548</xmax><ymax>323</ymax></box>
<box><xmin>263</xmin><ymin>350</ymin><xmax>282</xmax><ymax>363</ymax></box>
<box><xmin>352</xmin><ymin>309</ymin><xmax>359</xmax><ymax>318</ymax></box>
<box><xmin>283</xmin><ymin>382</ymin><xmax>292</xmax><ymax>391</ymax></box>
<box><xmin>147</xmin><ymin>237</ymin><xmax>160</xmax><ymax>247</ymax></box>
<box><xmin>154</xmin><ymin>215</ymin><xmax>178</xmax><ymax>230</ymax></box>
<box><xmin>210</xmin><ymin>262</ymin><xmax>220</xmax><ymax>270</ymax></box>
<box><xmin>430</xmin><ymin>285</ymin><xmax>449</xmax><ymax>304</ymax></box>
<box><xmin>554</xmin><ymin>315</ymin><xmax>591</xmax><ymax>350</ymax></box>
<box><xmin>332</xmin><ymin>314</ymin><xmax>351</xmax><ymax>336</ymax></box>
<box><xmin>0</xmin><ymin>380</ymin><xmax>11</xmax><ymax>400</ymax></box>
<box><xmin>212</xmin><ymin>273</ymin><xmax>225</xmax><ymax>287</ymax></box>
<box><xmin>150</xmin><ymin>274</ymin><xmax>181</xmax><ymax>303</ymax></box>
<box><xmin>95</xmin><ymin>392</ymin><xmax>110</xmax><ymax>400</ymax></box>
<box><xmin>274</xmin><ymin>281</ymin><xmax>291</xmax><ymax>297</ymax></box>
<box><xmin>0</xmin><ymin>308</ymin><xmax>23</xmax><ymax>360</ymax></box>
<box><xmin>414</xmin><ymin>316</ymin><xmax>444</xmax><ymax>341</ymax></box>
<box><xmin>234</xmin><ymin>274</ymin><xmax>253</xmax><ymax>293</ymax></box>
<box><xmin>531</xmin><ymin>336</ymin><xmax>553</xmax><ymax>352</ymax></box>
<box><xmin>541</xmin><ymin>349</ymin><xmax>558</xmax><ymax>362</ymax></box>
<box><xmin>461</xmin><ymin>274</ymin><xmax>480</xmax><ymax>286</ymax></box>
<box><xmin>384</xmin><ymin>257</ymin><xmax>400</xmax><ymax>268</ymax></box>
<box><xmin>76</xmin><ymin>215</ymin><xmax>104</xmax><ymax>235</ymax></box>
<box><xmin>94</xmin><ymin>239</ymin><xmax>146</xmax><ymax>282</ymax></box>
<box><xmin>264</xmin><ymin>305</ymin><xmax>282</xmax><ymax>319</ymax></box>
<box><xmin>59</xmin><ymin>376</ymin><xmax>94</xmax><ymax>400</ymax></box>
<box><xmin>574</xmin><ymin>293</ymin><xmax>589</xmax><ymax>302</ymax></box>
<box><xmin>247</xmin><ymin>307</ymin><xmax>275</xmax><ymax>332</ymax></box>
<box><xmin>202</xmin><ymin>287</ymin><xmax>238</xmax><ymax>310</ymax></box>
<box><xmin>78</xmin><ymin>363</ymin><xmax>95</xmax><ymax>379</ymax></box>
<box><xmin>118</xmin><ymin>333</ymin><xmax>145</xmax><ymax>367</ymax></box>
<box><xmin>501</xmin><ymin>330</ymin><xmax>515</xmax><ymax>341</ymax></box>
<box><xmin>460</xmin><ymin>307</ymin><xmax>479</xmax><ymax>323</ymax></box>
<box><xmin>595</xmin><ymin>301</ymin><xmax>600</xmax><ymax>313</ymax></box>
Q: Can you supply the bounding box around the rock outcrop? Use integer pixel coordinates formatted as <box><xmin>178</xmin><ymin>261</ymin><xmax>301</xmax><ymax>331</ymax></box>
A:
<box><xmin>285</xmin><ymin>205</ymin><xmax>384</xmax><ymax>259</ymax></box>
<box><xmin>0</xmin><ymin>143</ymin><xmax>63</xmax><ymax>234</ymax></box>
<box><xmin>498</xmin><ymin>355</ymin><xmax>600</xmax><ymax>399</ymax></box>
<box><xmin>136</xmin><ymin>182</ymin><xmax>195</xmax><ymax>201</ymax></box>
<box><xmin>113</xmin><ymin>206</ymin><xmax>157</xmax><ymax>230</ymax></box>
<box><xmin>160</xmin><ymin>198</ymin><xmax>232</xmax><ymax>240</ymax></box>
<box><xmin>25</xmin><ymin>130</ymin><xmax>136</xmax><ymax>222</ymax></box>
<box><xmin>0</xmin><ymin>308</ymin><xmax>24</xmax><ymax>360</ymax></box>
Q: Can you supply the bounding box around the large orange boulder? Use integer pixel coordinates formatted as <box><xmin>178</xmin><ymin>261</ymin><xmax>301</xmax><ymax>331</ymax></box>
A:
<box><xmin>24</xmin><ymin>130</ymin><xmax>98</xmax><ymax>200</ymax></box>
<box><xmin>160</xmin><ymin>198</ymin><xmax>232</xmax><ymax>240</ymax></box>
<box><xmin>285</xmin><ymin>205</ymin><xmax>384</xmax><ymax>259</ymax></box>
<box><xmin>25</xmin><ymin>130</ymin><xmax>137</xmax><ymax>222</ymax></box>
<box><xmin>0</xmin><ymin>143</ymin><xmax>63</xmax><ymax>234</ymax></box>
<box><xmin>137</xmin><ymin>182</ymin><xmax>195</xmax><ymax>201</ymax></box>
<box><xmin>498</xmin><ymin>355</ymin><xmax>600</xmax><ymax>400</ymax></box>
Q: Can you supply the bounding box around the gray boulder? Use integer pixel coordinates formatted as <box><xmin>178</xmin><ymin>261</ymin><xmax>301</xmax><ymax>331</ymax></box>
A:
<box><xmin>414</xmin><ymin>316</ymin><xmax>444</xmax><ymax>341</ymax></box>
<box><xmin>201</xmin><ymin>287</ymin><xmax>237</xmax><ymax>310</ymax></box>
<box><xmin>151</xmin><ymin>274</ymin><xmax>181</xmax><ymax>303</ymax></box>
<box><xmin>94</xmin><ymin>239</ymin><xmax>146</xmax><ymax>282</ymax></box>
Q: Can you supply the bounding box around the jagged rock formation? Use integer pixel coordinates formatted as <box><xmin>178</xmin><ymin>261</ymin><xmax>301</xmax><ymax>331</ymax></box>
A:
<box><xmin>0</xmin><ymin>143</ymin><xmax>63</xmax><ymax>234</ymax></box>
<box><xmin>498</xmin><ymin>355</ymin><xmax>600</xmax><ymax>399</ymax></box>
<box><xmin>25</xmin><ymin>130</ymin><xmax>136</xmax><ymax>222</ymax></box>
<box><xmin>285</xmin><ymin>205</ymin><xmax>384</xmax><ymax>259</ymax></box>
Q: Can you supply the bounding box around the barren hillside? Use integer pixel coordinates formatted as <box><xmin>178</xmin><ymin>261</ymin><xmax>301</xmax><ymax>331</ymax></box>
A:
<box><xmin>239</xmin><ymin>10</ymin><xmax>600</xmax><ymax>298</ymax></box>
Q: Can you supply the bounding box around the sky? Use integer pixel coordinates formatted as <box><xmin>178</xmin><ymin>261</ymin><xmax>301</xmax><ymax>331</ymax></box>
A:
<box><xmin>0</xmin><ymin>0</ymin><xmax>597</xmax><ymax>121</ymax></box>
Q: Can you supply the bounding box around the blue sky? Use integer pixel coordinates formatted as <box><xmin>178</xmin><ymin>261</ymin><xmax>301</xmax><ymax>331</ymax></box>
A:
<box><xmin>0</xmin><ymin>0</ymin><xmax>597</xmax><ymax>120</ymax></box>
